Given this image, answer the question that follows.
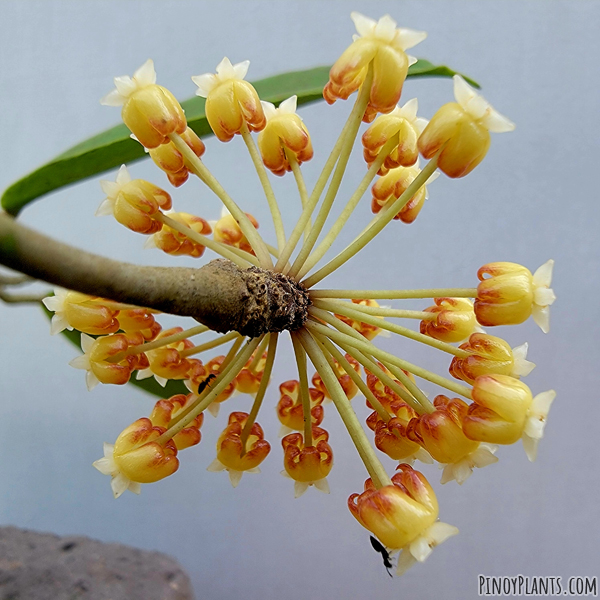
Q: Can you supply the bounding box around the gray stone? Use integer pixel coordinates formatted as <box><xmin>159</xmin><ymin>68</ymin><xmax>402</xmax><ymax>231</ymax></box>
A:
<box><xmin>0</xmin><ymin>526</ymin><xmax>194</xmax><ymax>600</ymax></box>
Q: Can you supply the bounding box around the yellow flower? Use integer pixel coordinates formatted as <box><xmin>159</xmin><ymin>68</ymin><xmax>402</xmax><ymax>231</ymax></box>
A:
<box><xmin>101</xmin><ymin>59</ymin><xmax>186</xmax><ymax>149</ymax></box>
<box><xmin>92</xmin><ymin>418</ymin><xmax>179</xmax><ymax>498</ymax></box>
<box><xmin>348</xmin><ymin>465</ymin><xmax>458</xmax><ymax>575</ymax></box>
<box><xmin>464</xmin><ymin>374</ymin><xmax>555</xmax><ymax>460</ymax></box>
<box><xmin>362</xmin><ymin>98</ymin><xmax>428</xmax><ymax>173</ymax></box>
<box><xmin>257</xmin><ymin>96</ymin><xmax>313</xmax><ymax>175</ymax></box>
<box><xmin>418</xmin><ymin>75</ymin><xmax>515</xmax><ymax>177</ymax></box>
<box><xmin>325</xmin><ymin>13</ymin><xmax>426</xmax><ymax>122</ymax></box>
<box><xmin>192</xmin><ymin>57</ymin><xmax>266</xmax><ymax>142</ymax></box>
<box><xmin>474</xmin><ymin>260</ymin><xmax>556</xmax><ymax>332</ymax></box>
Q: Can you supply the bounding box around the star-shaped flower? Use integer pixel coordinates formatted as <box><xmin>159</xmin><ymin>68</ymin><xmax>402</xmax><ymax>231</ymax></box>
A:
<box><xmin>92</xmin><ymin>442</ymin><xmax>142</xmax><ymax>499</ymax></box>
<box><xmin>192</xmin><ymin>57</ymin><xmax>250</xmax><ymax>98</ymax></box>
<box><xmin>100</xmin><ymin>59</ymin><xmax>157</xmax><ymax>106</ymax></box>
<box><xmin>522</xmin><ymin>390</ymin><xmax>556</xmax><ymax>461</ymax></box>
<box><xmin>440</xmin><ymin>443</ymin><xmax>498</xmax><ymax>485</ymax></box>
<box><xmin>42</xmin><ymin>287</ymin><xmax>72</xmax><ymax>335</ymax></box>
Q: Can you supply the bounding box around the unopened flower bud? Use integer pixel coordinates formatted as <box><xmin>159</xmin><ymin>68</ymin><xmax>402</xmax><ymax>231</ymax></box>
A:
<box><xmin>212</xmin><ymin>208</ymin><xmax>259</xmax><ymax>255</ymax></box>
<box><xmin>312</xmin><ymin>354</ymin><xmax>361</xmax><ymax>401</ymax></box>
<box><xmin>150</xmin><ymin>212</ymin><xmax>212</xmax><ymax>258</ymax></box>
<box><xmin>276</xmin><ymin>380</ymin><xmax>325</xmax><ymax>435</ymax></box>
<box><xmin>150</xmin><ymin>393</ymin><xmax>204</xmax><ymax>450</ymax></box>
<box><xmin>420</xmin><ymin>297</ymin><xmax>480</xmax><ymax>343</ymax></box>
<box><xmin>148</xmin><ymin>127</ymin><xmax>205</xmax><ymax>187</ymax></box>
<box><xmin>371</xmin><ymin>162</ymin><xmax>438</xmax><ymax>223</ymax></box>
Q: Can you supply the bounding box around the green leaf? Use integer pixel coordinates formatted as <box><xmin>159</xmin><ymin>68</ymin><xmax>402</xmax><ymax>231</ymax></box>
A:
<box><xmin>2</xmin><ymin>61</ymin><xmax>477</xmax><ymax>216</ymax></box>
<box><xmin>41</xmin><ymin>304</ymin><xmax>188</xmax><ymax>399</ymax></box>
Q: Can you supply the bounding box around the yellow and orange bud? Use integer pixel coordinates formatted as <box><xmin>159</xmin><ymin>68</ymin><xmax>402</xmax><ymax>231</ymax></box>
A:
<box><xmin>69</xmin><ymin>332</ymin><xmax>146</xmax><ymax>390</ymax></box>
<box><xmin>348</xmin><ymin>465</ymin><xmax>457</xmax><ymax>574</ymax></box>
<box><xmin>324</xmin><ymin>13</ymin><xmax>426</xmax><ymax>122</ymax></box>
<box><xmin>335</xmin><ymin>299</ymin><xmax>383</xmax><ymax>340</ymax></box>
<box><xmin>276</xmin><ymin>380</ymin><xmax>325</xmax><ymax>434</ymax></box>
<box><xmin>150</xmin><ymin>394</ymin><xmax>204</xmax><ymax>450</ymax></box>
<box><xmin>97</xmin><ymin>166</ymin><xmax>171</xmax><ymax>234</ymax></box>
<box><xmin>235</xmin><ymin>350</ymin><xmax>269</xmax><ymax>395</ymax></box>
<box><xmin>366</xmin><ymin>401</ymin><xmax>429</xmax><ymax>463</ymax></box>
<box><xmin>207</xmin><ymin>412</ymin><xmax>271</xmax><ymax>487</ymax></box>
<box><xmin>258</xmin><ymin>96</ymin><xmax>313</xmax><ymax>176</ymax></box>
<box><xmin>117</xmin><ymin>307</ymin><xmax>157</xmax><ymax>334</ymax></box>
<box><xmin>420</xmin><ymin>297</ymin><xmax>479</xmax><ymax>343</ymax></box>
<box><xmin>362</xmin><ymin>99</ymin><xmax>427</xmax><ymax>173</ymax></box>
<box><xmin>150</xmin><ymin>212</ymin><xmax>212</xmax><ymax>258</ymax></box>
<box><xmin>101</xmin><ymin>60</ymin><xmax>186</xmax><ymax>149</ymax></box>
<box><xmin>93</xmin><ymin>418</ymin><xmax>179</xmax><ymax>498</ymax></box>
<box><xmin>371</xmin><ymin>162</ymin><xmax>437</xmax><ymax>223</ymax></box>
<box><xmin>281</xmin><ymin>426</ymin><xmax>333</xmax><ymax>497</ymax></box>
<box><xmin>148</xmin><ymin>127</ymin><xmax>205</xmax><ymax>187</ymax></box>
<box><xmin>139</xmin><ymin>327</ymin><xmax>194</xmax><ymax>386</ymax></box>
<box><xmin>418</xmin><ymin>75</ymin><xmax>515</xmax><ymax>178</ymax></box>
<box><xmin>43</xmin><ymin>289</ymin><xmax>119</xmax><ymax>336</ymax></box>
<box><xmin>450</xmin><ymin>333</ymin><xmax>535</xmax><ymax>385</ymax></box>
<box><xmin>407</xmin><ymin>396</ymin><xmax>480</xmax><ymax>465</ymax></box>
<box><xmin>474</xmin><ymin>260</ymin><xmax>556</xmax><ymax>333</ymax></box>
<box><xmin>187</xmin><ymin>356</ymin><xmax>236</xmax><ymax>416</ymax></box>
<box><xmin>192</xmin><ymin>58</ymin><xmax>265</xmax><ymax>142</ymax></box>
<box><xmin>366</xmin><ymin>364</ymin><xmax>414</xmax><ymax>412</ymax></box>
<box><xmin>312</xmin><ymin>354</ymin><xmax>361</xmax><ymax>401</ymax></box>
<box><xmin>213</xmin><ymin>208</ymin><xmax>259</xmax><ymax>255</ymax></box>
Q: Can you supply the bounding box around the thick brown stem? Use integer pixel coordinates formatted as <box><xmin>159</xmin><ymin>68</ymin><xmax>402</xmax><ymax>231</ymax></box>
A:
<box><xmin>0</xmin><ymin>213</ymin><xmax>310</xmax><ymax>337</ymax></box>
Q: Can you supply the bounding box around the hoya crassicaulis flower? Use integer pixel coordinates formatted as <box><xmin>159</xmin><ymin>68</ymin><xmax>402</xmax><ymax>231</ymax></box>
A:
<box><xmin>450</xmin><ymin>333</ymin><xmax>536</xmax><ymax>385</ymax></box>
<box><xmin>420</xmin><ymin>297</ymin><xmax>481</xmax><ymax>343</ymax></box>
<box><xmin>418</xmin><ymin>75</ymin><xmax>515</xmax><ymax>178</ymax></box>
<box><xmin>474</xmin><ymin>260</ymin><xmax>556</xmax><ymax>333</ymax></box>
<box><xmin>42</xmin><ymin>288</ymin><xmax>119</xmax><ymax>336</ymax></box>
<box><xmin>97</xmin><ymin>165</ymin><xmax>171</xmax><ymax>234</ymax></box>
<box><xmin>407</xmin><ymin>396</ymin><xmax>498</xmax><ymax>484</ymax></box>
<box><xmin>464</xmin><ymin>374</ymin><xmax>555</xmax><ymax>461</ymax></box>
<box><xmin>257</xmin><ymin>96</ymin><xmax>314</xmax><ymax>176</ymax></box>
<box><xmin>371</xmin><ymin>161</ymin><xmax>439</xmax><ymax>223</ymax></box>
<box><xmin>207</xmin><ymin>412</ymin><xmax>271</xmax><ymax>487</ymax></box>
<box><xmin>93</xmin><ymin>418</ymin><xmax>179</xmax><ymax>498</ymax></box>
<box><xmin>147</xmin><ymin>127</ymin><xmax>206</xmax><ymax>187</ymax></box>
<box><xmin>70</xmin><ymin>332</ymin><xmax>148</xmax><ymax>391</ymax></box>
<box><xmin>348</xmin><ymin>465</ymin><xmax>458</xmax><ymax>575</ymax></box>
<box><xmin>362</xmin><ymin>98</ymin><xmax>428</xmax><ymax>173</ymax></box>
<box><xmin>325</xmin><ymin>13</ymin><xmax>426</xmax><ymax>122</ymax></box>
<box><xmin>276</xmin><ymin>380</ymin><xmax>325</xmax><ymax>436</ymax></box>
<box><xmin>148</xmin><ymin>211</ymin><xmax>212</xmax><ymax>258</ymax></box>
<box><xmin>101</xmin><ymin>59</ymin><xmax>186</xmax><ymax>149</ymax></box>
<box><xmin>192</xmin><ymin>57</ymin><xmax>266</xmax><ymax>142</ymax></box>
<box><xmin>281</xmin><ymin>426</ymin><xmax>333</xmax><ymax>497</ymax></box>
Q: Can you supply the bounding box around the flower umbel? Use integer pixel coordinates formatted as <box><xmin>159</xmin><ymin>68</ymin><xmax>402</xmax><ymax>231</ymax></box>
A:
<box><xmin>28</xmin><ymin>10</ymin><xmax>556</xmax><ymax>579</ymax></box>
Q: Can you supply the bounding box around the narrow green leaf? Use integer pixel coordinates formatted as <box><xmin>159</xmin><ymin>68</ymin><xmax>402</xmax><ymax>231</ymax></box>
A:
<box><xmin>2</xmin><ymin>61</ymin><xmax>477</xmax><ymax>215</ymax></box>
<box><xmin>41</xmin><ymin>304</ymin><xmax>188</xmax><ymax>398</ymax></box>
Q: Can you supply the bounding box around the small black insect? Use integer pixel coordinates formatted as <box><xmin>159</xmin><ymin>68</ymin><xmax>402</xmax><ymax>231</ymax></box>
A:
<box><xmin>370</xmin><ymin>535</ymin><xmax>394</xmax><ymax>577</ymax></box>
<box><xmin>197</xmin><ymin>373</ymin><xmax>217</xmax><ymax>394</ymax></box>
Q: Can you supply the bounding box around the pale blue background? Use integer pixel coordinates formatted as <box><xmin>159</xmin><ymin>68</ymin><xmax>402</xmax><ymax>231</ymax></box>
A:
<box><xmin>1</xmin><ymin>1</ymin><xmax>599</xmax><ymax>599</ymax></box>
